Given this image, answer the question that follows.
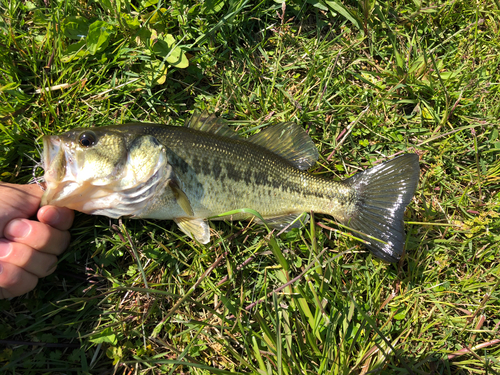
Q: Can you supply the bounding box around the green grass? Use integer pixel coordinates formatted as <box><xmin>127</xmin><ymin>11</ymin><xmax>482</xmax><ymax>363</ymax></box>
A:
<box><xmin>1</xmin><ymin>0</ymin><xmax>499</xmax><ymax>373</ymax></box>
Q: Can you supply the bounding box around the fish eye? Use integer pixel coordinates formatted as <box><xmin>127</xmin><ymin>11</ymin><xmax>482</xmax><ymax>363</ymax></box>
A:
<box><xmin>79</xmin><ymin>131</ymin><xmax>97</xmax><ymax>147</ymax></box>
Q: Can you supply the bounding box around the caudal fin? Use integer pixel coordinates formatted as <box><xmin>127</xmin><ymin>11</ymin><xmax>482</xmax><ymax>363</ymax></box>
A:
<box><xmin>343</xmin><ymin>154</ymin><xmax>420</xmax><ymax>262</ymax></box>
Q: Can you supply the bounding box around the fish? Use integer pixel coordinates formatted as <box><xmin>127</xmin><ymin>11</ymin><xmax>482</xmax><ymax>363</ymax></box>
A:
<box><xmin>40</xmin><ymin>112</ymin><xmax>420</xmax><ymax>262</ymax></box>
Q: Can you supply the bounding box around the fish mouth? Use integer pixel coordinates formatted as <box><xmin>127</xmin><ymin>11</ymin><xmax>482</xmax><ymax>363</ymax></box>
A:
<box><xmin>40</xmin><ymin>135</ymin><xmax>79</xmax><ymax>207</ymax></box>
<box><xmin>40</xmin><ymin>135</ymin><xmax>118</xmax><ymax>211</ymax></box>
<box><xmin>42</xmin><ymin>135</ymin><xmax>61</xmax><ymax>183</ymax></box>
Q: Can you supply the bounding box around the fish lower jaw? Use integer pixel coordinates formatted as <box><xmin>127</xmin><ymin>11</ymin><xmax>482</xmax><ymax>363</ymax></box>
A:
<box><xmin>42</xmin><ymin>182</ymin><xmax>133</xmax><ymax>218</ymax></box>
<box><xmin>42</xmin><ymin>173</ymin><xmax>170</xmax><ymax>220</ymax></box>
<box><xmin>42</xmin><ymin>181</ymin><xmax>107</xmax><ymax>210</ymax></box>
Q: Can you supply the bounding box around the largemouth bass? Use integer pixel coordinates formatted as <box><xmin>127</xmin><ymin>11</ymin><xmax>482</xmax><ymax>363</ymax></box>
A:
<box><xmin>41</xmin><ymin>113</ymin><xmax>419</xmax><ymax>262</ymax></box>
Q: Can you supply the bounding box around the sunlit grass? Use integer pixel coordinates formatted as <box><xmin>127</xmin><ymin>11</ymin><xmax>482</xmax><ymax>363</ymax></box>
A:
<box><xmin>1</xmin><ymin>0</ymin><xmax>499</xmax><ymax>374</ymax></box>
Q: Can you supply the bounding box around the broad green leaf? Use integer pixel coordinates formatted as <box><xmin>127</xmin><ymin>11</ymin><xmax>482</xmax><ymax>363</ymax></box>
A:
<box><xmin>86</xmin><ymin>20</ymin><xmax>115</xmax><ymax>55</ymax></box>
<box><xmin>202</xmin><ymin>0</ymin><xmax>226</xmax><ymax>14</ymax></box>
<box><xmin>309</xmin><ymin>0</ymin><xmax>329</xmax><ymax>11</ymax></box>
<box><xmin>154</xmin><ymin>63</ymin><xmax>168</xmax><ymax>84</ymax></box>
<box><xmin>90</xmin><ymin>327</ymin><xmax>117</xmax><ymax>345</ymax></box>
<box><xmin>102</xmin><ymin>0</ymin><xmax>126</xmax><ymax>12</ymax></box>
<box><xmin>24</xmin><ymin>1</ymin><xmax>36</xmax><ymax>10</ymax></box>
<box><xmin>491</xmin><ymin>128</ymin><xmax>498</xmax><ymax>141</ymax></box>
<box><xmin>163</xmin><ymin>33</ymin><xmax>176</xmax><ymax>46</ymax></box>
<box><xmin>61</xmin><ymin>40</ymin><xmax>88</xmax><ymax>62</ymax></box>
<box><xmin>121</xmin><ymin>13</ymin><xmax>140</xmax><ymax>30</ymax></box>
<box><xmin>62</xmin><ymin>16</ymin><xmax>90</xmax><ymax>39</ymax></box>
<box><xmin>152</xmin><ymin>34</ymin><xmax>189</xmax><ymax>69</ymax></box>
<box><xmin>142</xmin><ymin>0</ymin><xmax>159</xmax><ymax>7</ymax></box>
<box><xmin>394</xmin><ymin>312</ymin><xmax>406</xmax><ymax>320</ymax></box>
<box><xmin>136</xmin><ymin>26</ymin><xmax>152</xmax><ymax>45</ymax></box>
<box><xmin>148</xmin><ymin>8</ymin><xmax>170</xmax><ymax>32</ymax></box>
<box><xmin>166</xmin><ymin>47</ymin><xmax>189</xmax><ymax>68</ymax></box>
<box><xmin>145</xmin><ymin>59</ymin><xmax>168</xmax><ymax>85</ymax></box>
<box><xmin>100</xmin><ymin>0</ymin><xmax>113</xmax><ymax>13</ymax></box>
<box><xmin>152</xmin><ymin>38</ymin><xmax>172</xmax><ymax>56</ymax></box>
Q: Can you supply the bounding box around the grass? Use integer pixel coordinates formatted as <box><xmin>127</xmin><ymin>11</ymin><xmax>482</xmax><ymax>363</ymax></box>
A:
<box><xmin>1</xmin><ymin>0</ymin><xmax>499</xmax><ymax>373</ymax></box>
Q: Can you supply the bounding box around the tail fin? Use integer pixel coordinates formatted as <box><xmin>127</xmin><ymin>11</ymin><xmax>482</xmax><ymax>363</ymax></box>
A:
<box><xmin>343</xmin><ymin>154</ymin><xmax>420</xmax><ymax>262</ymax></box>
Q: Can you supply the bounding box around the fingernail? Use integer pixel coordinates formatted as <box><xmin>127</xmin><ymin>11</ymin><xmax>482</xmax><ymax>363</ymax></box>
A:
<box><xmin>42</xmin><ymin>206</ymin><xmax>60</xmax><ymax>226</ymax></box>
<box><xmin>5</xmin><ymin>219</ymin><xmax>31</xmax><ymax>239</ymax></box>
<box><xmin>0</xmin><ymin>240</ymin><xmax>12</xmax><ymax>259</ymax></box>
<box><xmin>46</xmin><ymin>260</ymin><xmax>57</xmax><ymax>273</ymax></box>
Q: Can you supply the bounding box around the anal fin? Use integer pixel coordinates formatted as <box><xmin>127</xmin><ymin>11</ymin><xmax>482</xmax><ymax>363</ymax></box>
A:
<box><xmin>174</xmin><ymin>217</ymin><xmax>210</xmax><ymax>244</ymax></box>
<box><xmin>260</xmin><ymin>212</ymin><xmax>309</xmax><ymax>231</ymax></box>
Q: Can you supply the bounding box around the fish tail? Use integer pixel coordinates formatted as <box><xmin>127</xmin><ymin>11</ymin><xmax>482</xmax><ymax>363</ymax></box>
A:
<box><xmin>341</xmin><ymin>154</ymin><xmax>420</xmax><ymax>262</ymax></box>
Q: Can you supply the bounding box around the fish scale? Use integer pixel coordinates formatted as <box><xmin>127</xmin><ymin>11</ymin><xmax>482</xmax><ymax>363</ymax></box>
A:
<box><xmin>142</xmin><ymin>126</ymin><xmax>346</xmax><ymax>219</ymax></box>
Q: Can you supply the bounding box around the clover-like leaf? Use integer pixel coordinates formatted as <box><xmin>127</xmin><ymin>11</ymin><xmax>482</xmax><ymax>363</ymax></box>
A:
<box><xmin>89</xmin><ymin>327</ymin><xmax>117</xmax><ymax>345</ymax></box>
<box><xmin>87</xmin><ymin>20</ymin><xmax>115</xmax><ymax>55</ymax></box>
<box><xmin>62</xmin><ymin>16</ymin><xmax>90</xmax><ymax>40</ymax></box>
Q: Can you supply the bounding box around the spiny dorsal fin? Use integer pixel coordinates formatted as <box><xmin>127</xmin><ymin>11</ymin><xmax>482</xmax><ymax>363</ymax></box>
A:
<box><xmin>186</xmin><ymin>112</ymin><xmax>319</xmax><ymax>170</ymax></box>
<box><xmin>185</xmin><ymin>111</ymin><xmax>240</xmax><ymax>139</ymax></box>
<box><xmin>249</xmin><ymin>122</ymin><xmax>319</xmax><ymax>170</ymax></box>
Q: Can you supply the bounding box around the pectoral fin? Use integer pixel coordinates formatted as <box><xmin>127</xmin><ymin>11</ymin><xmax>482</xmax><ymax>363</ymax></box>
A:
<box><xmin>168</xmin><ymin>179</ymin><xmax>194</xmax><ymax>217</ymax></box>
<box><xmin>174</xmin><ymin>217</ymin><xmax>211</xmax><ymax>244</ymax></box>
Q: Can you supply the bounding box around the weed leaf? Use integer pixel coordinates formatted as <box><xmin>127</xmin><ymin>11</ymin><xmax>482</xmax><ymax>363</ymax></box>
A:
<box><xmin>87</xmin><ymin>20</ymin><xmax>115</xmax><ymax>55</ymax></box>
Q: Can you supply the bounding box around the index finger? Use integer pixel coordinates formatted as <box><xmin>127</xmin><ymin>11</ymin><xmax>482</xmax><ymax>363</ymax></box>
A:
<box><xmin>0</xmin><ymin>183</ymin><xmax>44</xmax><ymax>235</ymax></box>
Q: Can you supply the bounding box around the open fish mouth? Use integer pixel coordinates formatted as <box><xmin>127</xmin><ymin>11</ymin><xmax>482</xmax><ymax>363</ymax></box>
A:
<box><xmin>43</xmin><ymin>136</ymin><xmax>58</xmax><ymax>163</ymax></box>
<box><xmin>40</xmin><ymin>135</ymin><xmax>113</xmax><ymax>210</ymax></box>
<box><xmin>31</xmin><ymin>139</ymin><xmax>47</xmax><ymax>191</ymax></box>
<box><xmin>42</xmin><ymin>136</ymin><xmax>62</xmax><ymax>185</ymax></box>
<box><xmin>40</xmin><ymin>135</ymin><xmax>82</xmax><ymax>207</ymax></box>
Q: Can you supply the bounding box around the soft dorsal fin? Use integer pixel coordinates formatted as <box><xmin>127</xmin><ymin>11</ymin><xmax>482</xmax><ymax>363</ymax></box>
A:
<box><xmin>249</xmin><ymin>122</ymin><xmax>319</xmax><ymax>170</ymax></box>
<box><xmin>185</xmin><ymin>111</ymin><xmax>240</xmax><ymax>139</ymax></box>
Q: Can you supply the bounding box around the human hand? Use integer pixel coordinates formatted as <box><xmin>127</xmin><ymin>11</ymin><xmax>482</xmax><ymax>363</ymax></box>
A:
<box><xmin>0</xmin><ymin>183</ymin><xmax>74</xmax><ymax>299</ymax></box>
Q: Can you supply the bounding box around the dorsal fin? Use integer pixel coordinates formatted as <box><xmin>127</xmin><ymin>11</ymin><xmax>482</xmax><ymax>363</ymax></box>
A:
<box><xmin>185</xmin><ymin>111</ymin><xmax>240</xmax><ymax>139</ymax></box>
<box><xmin>249</xmin><ymin>122</ymin><xmax>319</xmax><ymax>170</ymax></box>
<box><xmin>186</xmin><ymin>112</ymin><xmax>319</xmax><ymax>170</ymax></box>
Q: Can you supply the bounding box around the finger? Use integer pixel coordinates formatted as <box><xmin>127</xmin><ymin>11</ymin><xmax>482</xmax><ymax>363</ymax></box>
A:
<box><xmin>0</xmin><ymin>261</ymin><xmax>38</xmax><ymax>299</ymax></box>
<box><xmin>0</xmin><ymin>239</ymin><xmax>58</xmax><ymax>278</ymax></box>
<box><xmin>0</xmin><ymin>183</ymin><xmax>44</xmax><ymax>235</ymax></box>
<box><xmin>4</xmin><ymin>219</ymin><xmax>71</xmax><ymax>255</ymax></box>
<box><xmin>38</xmin><ymin>206</ymin><xmax>75</xmax><ymax>231</ymax></box>
<box><xmin>0</xmin><ymin>182</ymin><xmax>44</xmax><ymax>201</ymax></box>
